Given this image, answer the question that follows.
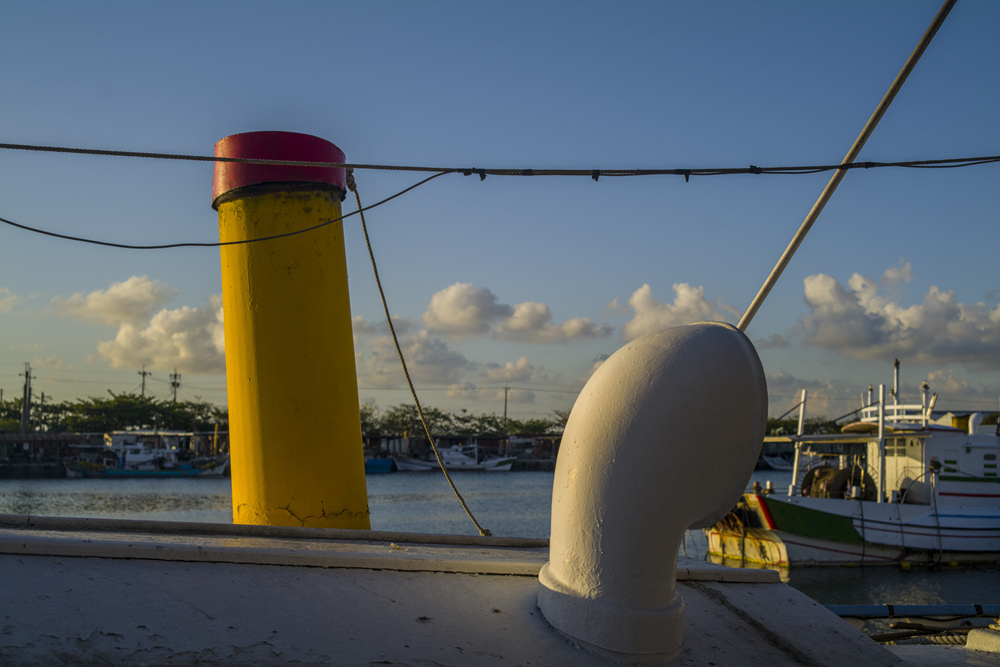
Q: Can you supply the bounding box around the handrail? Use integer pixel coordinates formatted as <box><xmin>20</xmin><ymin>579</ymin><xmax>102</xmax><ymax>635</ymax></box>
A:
<box><xmin>859</xmin><ymin>403</ymin><xmax>930</xmax><ymax>423</ymax></box>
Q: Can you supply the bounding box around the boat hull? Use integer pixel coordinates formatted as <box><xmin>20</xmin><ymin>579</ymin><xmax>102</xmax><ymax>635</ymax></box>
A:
<box><xmin>706</xmin><ymin>493</ymin><xmax>1000</xmax><ymax>566</ymax></box>
<box><xmin>363</xmin><ymin>458</ymin><xmax>395</xmax><ymax>474</ymax></box>
<box><xmin>65</xmin><ymin>459</ymin><xmax>229</xmax><ymax>479</ymax></box>
<box><xmin>391</xmin><ymin>454</ymin><xmax>514</xmax><ymax>472</ymax></box>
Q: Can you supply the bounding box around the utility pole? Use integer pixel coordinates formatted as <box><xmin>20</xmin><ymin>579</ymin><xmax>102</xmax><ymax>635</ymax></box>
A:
<box><xmin>503</xmin><ymin>382</ymin><xmax>509</xmax><ymax>456</ymax></box>
<box><xmin>20</xmin><ymin>362</ymin><xmax>33</xmax><ymax>434</ymax></box>
<box><xmin>138</xmin><ymin>364</ymin><xmax>152</xmax><ymax>397</ymax></box>
<box><xmin>37</xmin><ymin>391</ymin><xmax>46</xmax><ymax>431</ymax></box>
<box><xmin>170</xmin><ymin>369</ymin><xmax>181</xmax><ymax>402</ymax></box>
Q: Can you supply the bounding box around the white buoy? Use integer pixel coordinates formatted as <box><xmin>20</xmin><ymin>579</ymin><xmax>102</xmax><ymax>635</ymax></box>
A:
<box><xmin>538</xmin><ymin>322</ymin><xmax>767</xmax><ymax>663</ymax></box>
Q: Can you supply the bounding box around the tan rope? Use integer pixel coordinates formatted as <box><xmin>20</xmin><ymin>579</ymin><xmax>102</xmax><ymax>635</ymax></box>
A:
<box><xmin>348</xmin><ymin>169</ymin><xmax>492</xmax><ymax>537</ymax></box>
<box><xmin>737</xmin><ymin>0</ymin><xmax>957</xmax><ymax>331</ymax></box>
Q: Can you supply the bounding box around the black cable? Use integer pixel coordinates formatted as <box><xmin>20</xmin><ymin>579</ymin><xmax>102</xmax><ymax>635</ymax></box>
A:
<box><xmin>1</xmin><ymin>141</ymin><xmax>996</xmax><ymax>177</ymax></box>
<box><xmin>0</xmin><ymin>172</ymin><xmax>446</xmax><ymax>250</ymax></box>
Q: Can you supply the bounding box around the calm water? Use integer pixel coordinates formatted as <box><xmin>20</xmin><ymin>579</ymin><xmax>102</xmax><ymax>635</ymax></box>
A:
<box><xmin>2</xmin><ymin>470</ymin><xmax>998</xmax><ymax>606</ymax></box>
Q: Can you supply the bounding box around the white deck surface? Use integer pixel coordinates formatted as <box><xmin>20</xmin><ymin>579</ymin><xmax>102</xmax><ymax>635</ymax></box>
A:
<box><xmin>0</xmin><ymin>515</ymin><xmax>991</xmax><ymax>665</ymax></box>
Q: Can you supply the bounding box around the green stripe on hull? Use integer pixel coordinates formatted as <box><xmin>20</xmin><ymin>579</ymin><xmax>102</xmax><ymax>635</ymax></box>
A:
<box><xmin>940</xmin><ymin>475</ymin><xmax>1000</xmax><ymax>483</ymax></box>
<box><xmin>761</xmin><ymin>498</ymin><xmax>863</xmax><ymax>544</ymax></box>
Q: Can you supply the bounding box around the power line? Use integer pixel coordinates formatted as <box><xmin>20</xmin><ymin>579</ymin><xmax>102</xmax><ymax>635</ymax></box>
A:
<box><xmin>1</xmin><ymin>141</ymin><xmax>996</xmax><ymax>177</ymax></box>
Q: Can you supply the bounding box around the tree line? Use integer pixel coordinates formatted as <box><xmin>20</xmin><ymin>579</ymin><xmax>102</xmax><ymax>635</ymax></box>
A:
<box><xmin>0</xmin><ymin>392</ymin><xmax>568</xmax><ymax>437</ymax></box>
<box><xmin>0</xmin><ymin>392</ymin><xmax>227</xmax><ymax>434</ymax></box>
<box><xmin>6</xmin><ymin>391</ymin><xmax>919</xmax><ymax>438</ymax></box>
<box><xmin>361</xmin><ymin>403</ymin><xmax>568</xmax><ymax>438</ymax></box>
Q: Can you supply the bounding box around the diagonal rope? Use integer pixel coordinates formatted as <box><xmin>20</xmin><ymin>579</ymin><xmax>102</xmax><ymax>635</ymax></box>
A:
<box><xmin>737</xmin><ymin>0</ymin><xmax>957</xmax><ymax>331</ymax></box>
<box><xmin>348</xmin><ymin>169</ymin><xmax>492</xmax><ymax>537</ymax></box>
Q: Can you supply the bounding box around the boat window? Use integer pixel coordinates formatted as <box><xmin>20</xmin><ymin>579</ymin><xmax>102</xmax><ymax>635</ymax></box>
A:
<box><xmin>887</xmin><ymin>438</ymin><xmax>906</xmax><ymax>456</ymax></box>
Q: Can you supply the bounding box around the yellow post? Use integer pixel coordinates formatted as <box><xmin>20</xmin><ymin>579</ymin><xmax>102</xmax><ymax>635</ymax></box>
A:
<box><xmin>212</xmin><ymin>131</ymin><xmax>369</xmax><ymax>529</ymax></box>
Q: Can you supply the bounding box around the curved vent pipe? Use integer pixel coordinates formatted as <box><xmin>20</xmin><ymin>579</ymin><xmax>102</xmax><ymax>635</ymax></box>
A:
<box><xmin>538</xmin><ymin>322</ymin><xmax>767</xmax><ymax>663</ymax></box>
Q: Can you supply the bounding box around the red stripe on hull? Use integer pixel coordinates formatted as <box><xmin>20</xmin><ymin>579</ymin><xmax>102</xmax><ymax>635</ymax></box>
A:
<box><xmin>754</xmin><ymin>494</ymin><xmax>778</xmax><ymax>529</ymax></box>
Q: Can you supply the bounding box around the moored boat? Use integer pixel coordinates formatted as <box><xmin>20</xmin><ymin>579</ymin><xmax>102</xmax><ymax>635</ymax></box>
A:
<box><xmin>64</xmin><ymin>430</ymin><xmax>229</xmax><ymax>478</ymax></box>
<box><xmin>708</xmin><ymin>364</ymin><xmax>1000</xmax><ymax>567</ymax></box>
<box><xmin>393</xmin><ymin>443</ymin><xmax>515</xmax><ymax>472</ymax></box>
<box><xmin>759</xmin><ymin>453</ymin><xmax>794</xmax><ymax>471</ymax></box>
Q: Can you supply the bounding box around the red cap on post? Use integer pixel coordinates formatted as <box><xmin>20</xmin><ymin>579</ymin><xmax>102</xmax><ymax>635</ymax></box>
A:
<box><xmin>212</xmin><ymin>131</ymin><xmax>347</xmax><ymax>208</ymax></box>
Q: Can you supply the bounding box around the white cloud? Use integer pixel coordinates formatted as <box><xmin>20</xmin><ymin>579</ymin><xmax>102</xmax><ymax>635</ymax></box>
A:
<box><xmin>621</xmin><ymin>283</ymin><xmax>734</xmax><ymax>340</ymax></box>
<box><xmin>421</xmin><ymin>283</ymin><xmax>513</xmax><ymax>340</ymax></box>
<box><xmin>362</xmin><ymin>331</ymin><xmax>470</xmax><ymax>387</ymax></box>
<box><xmin>495</xmin><ymin>302</ymin><xmax>611</xmax><ymax>343</ymax></box>
<box><xmin>50</xmin><ymin>275</ymin><xmax>177</xmax><ymax>326</ymax></box>
<box><xmin>0</xmin><ymin>287</ymin><xmax>17</xmax><ymax>313</ymax></box>
<box><xmin>485</xmin><ymin>356</ymin><xmax>534</xmax><ymax>382</ymax></box>
<box><xmin>800</xmin><ymin>274</ymin><xmax>882</xmax><ymax>348</ymax></box>
<box><xmin>97</xmin><ymin>295</ymin><xmax>226</xmax><ymax>374</ymax></box>
<box><xmin>882</xmin><ymin>260</ymin><xmax>913</xmax><ymax>289</ymax></box>
<box><xmin>798</xmin><ymin>269</ymin><xmax>1000</xmax><ymax>371</ymax></box>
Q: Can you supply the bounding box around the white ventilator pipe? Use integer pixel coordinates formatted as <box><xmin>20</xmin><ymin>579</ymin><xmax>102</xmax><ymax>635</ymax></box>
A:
<box><xmin>537</xmin><ymin>322</ymin><xmax>767</xmax><ymax>663</ymax></box>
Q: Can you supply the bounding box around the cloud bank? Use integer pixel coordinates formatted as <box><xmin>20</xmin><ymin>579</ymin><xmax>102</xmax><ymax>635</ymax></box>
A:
<box><xmin>421</xmin><ymin>283</ymin><xmax>513</xmax><ymax>340</ymax></box>
<box><xmin>798</xmin><ymin>265</ymin><xmax>1000</xmax><ymax>371</ymax></box>
<box><xmin>96</xmin><ymin>296</ymin><xmax>226</xmax><ymax>374</ymax></box>
<box><xmin>422</xmin><ymin>283</ymin><xmax>610</xmax><ymax>344</ymax></box>
<box><xmin>50</xmin><ymin>276</ymin><xmax>225</xmax><ymax>374</ymax></box>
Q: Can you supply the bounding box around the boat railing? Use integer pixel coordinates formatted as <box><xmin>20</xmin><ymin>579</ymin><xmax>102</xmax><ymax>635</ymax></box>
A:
<box><xmin>859</xmin><ymin>403</ymin><xmax>926</xmax><ymax>424</ymax></box>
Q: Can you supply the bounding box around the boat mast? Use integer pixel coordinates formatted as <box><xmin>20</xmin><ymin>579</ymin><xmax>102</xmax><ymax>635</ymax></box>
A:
<box><xmin>796</xmin><ymin>389</ymin><xmax>808</xmax><ymax>437</ymax></box>
<box><xmin>893</xmin><ymin>358</ymin><xmax>900</xmax><ymax>410</ymax></box>
<box><xmin>787</xmin><ymin>389</ymin><xmax>808</xmax><ymax>498</ymax></box>
<box><xmin>877</xmin><ymin>385</ymin><xmax>886</xmax><ymax>504</ymax></box>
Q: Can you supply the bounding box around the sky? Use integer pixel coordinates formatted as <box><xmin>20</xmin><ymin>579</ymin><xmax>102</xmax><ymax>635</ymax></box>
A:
<box><xmin>1</xmin><ymin>0</ymin><xmax>998</xmax><ymax>424</ymax></box>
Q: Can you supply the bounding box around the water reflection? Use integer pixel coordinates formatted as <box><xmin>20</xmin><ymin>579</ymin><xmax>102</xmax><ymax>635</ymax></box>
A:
<box><xmin>789</xmin><ymin>565</ymin><xmax>1000</xmax><ymax>606</ymax></box>
<box><xmin>0</xmin><ymin>478</ymin><xmax>232</xmax><ymax>523</ymax></box>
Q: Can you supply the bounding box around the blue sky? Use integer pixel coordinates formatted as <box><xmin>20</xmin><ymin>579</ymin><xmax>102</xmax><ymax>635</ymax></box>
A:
<box><xmin>1</xmin><ymin>0</ymin><xmax>997</xmax><ymax>422</ymax></box>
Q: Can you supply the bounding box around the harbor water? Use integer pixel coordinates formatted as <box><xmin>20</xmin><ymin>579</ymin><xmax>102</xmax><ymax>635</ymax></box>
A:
<box><xmin>2</xmin><ymin>470</ymin><xmax>998</xmax><ymax>607</ymax></box>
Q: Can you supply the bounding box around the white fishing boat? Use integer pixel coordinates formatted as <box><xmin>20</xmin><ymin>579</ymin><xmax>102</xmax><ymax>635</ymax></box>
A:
<box><xmin>393</xmin><ymin>442</ymin><xmax>515</xmax><ymax>472</ymax></box>
<box><xmin>708</xmin><ymin>363</ymin><xmax>1000</xmax><ymax>567</ymax></box>
<box><xmin>760</xmin><ymin>453</ymin><xmax>794</xmax><ymax>471</ymax></box>
<box><xmin>64</xmin><ymin>430</ymin><xmax>229</xmax><ymax>478</ymax></box>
